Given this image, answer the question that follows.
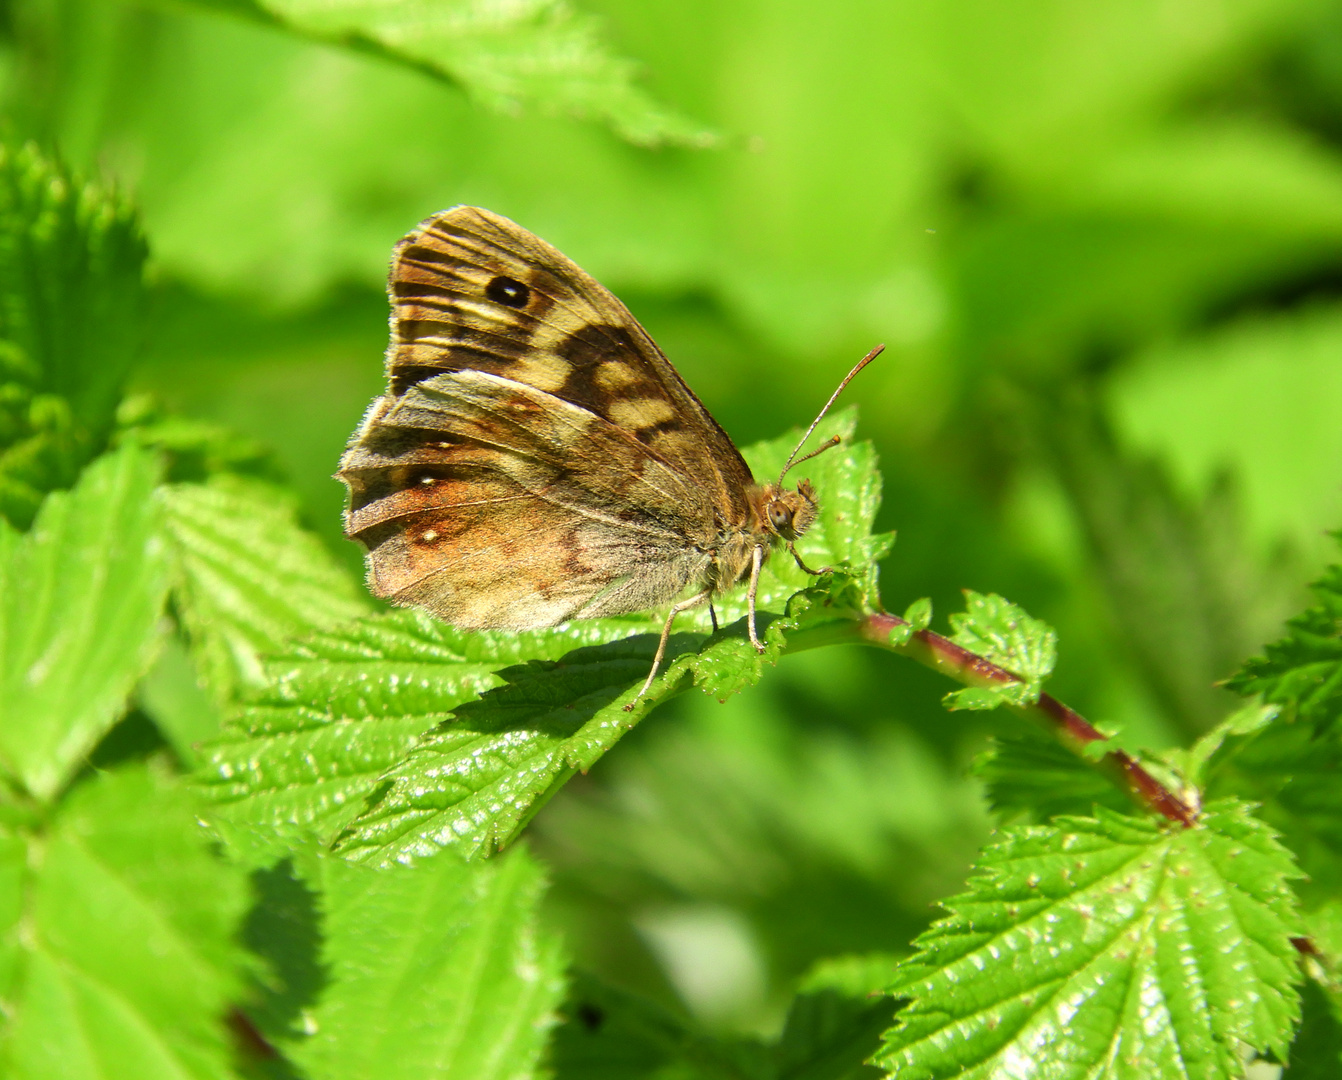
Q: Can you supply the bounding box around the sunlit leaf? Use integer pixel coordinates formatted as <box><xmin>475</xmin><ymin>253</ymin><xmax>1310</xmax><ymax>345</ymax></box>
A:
<box><xmin>160</xmin><ymin>475</ymin><xmax>370</xmax><ymax>702</ymax></box>
<box><xmin>876</xmin><ymin>802</ymin><xmax>1302</xmax><ymax>1080</ymax></box>
<box><xmin>287</xmin><ymin>845</ymin><xmax>564</xmax><ymax>1080</ymax></box>
<box><xmin>333</xmin><ymin>586</ymin><xmax>836</xmax><ymax>865</ymax></box>
<box><xmin>0</xmin><ymin>447</ymin><xmax>168</xmax><ymax>801</ymax></box>
<box><xmin>197</xmin><ymin>609</ymin><xmax>657</xmax><ymax>861</ymax></box>
<box><xmin>0</xmin><ymin>767</ymin><xmax>249</xmax><ymax>1080</ymax></box>
<box><xmin>941</xmin><ymin>591</ymin><xmax>1057</xmax><ymax>711</ymax></box>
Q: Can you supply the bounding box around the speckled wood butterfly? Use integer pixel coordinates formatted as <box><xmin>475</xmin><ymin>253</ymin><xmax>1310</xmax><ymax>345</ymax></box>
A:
<box><xmin>338</xmin><ymin>207</ymin><xmax>879</xmax><ymax>703</ymax></box>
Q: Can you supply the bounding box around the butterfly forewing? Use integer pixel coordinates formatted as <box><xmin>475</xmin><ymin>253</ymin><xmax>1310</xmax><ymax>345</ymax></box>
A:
<box><xmin>387</xmin><ymin>206</ymin><xmax>754</xmax><ymax>513</ymax></box>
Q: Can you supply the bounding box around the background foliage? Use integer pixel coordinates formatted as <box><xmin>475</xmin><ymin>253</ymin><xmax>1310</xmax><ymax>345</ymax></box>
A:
<box><xmin>1</xmin><ymin>0</ymin><xmax>1341</xmax><ymax>1076</ymax></box>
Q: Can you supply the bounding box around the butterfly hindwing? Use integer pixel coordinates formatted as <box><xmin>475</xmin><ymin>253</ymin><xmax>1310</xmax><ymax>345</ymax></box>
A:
<box><xmin>340</xmin><ymin>369</ymin><xmax>717</xmax><ymax>627</ymax></box>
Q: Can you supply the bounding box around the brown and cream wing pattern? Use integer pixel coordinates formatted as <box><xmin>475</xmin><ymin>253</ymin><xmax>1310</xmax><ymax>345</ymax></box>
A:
<box><xmin>340</xmin><ymin>369</ymin><xmax>717</xmax><ymax>629</ymax></box>
<box><xmin>386</xmin><ymin>205</ymin><xmax>756</xmax><ymax>518</ymax></box>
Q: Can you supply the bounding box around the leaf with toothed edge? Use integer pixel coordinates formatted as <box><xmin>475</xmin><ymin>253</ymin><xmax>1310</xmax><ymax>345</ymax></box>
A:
<box><xmin>942</xmin><ymin>591</ymin><xmax>1057</xmax><ymax>712</ymax></box>
<box><xmin>195</xmin><ymin>415</ymin><xmax>886</xmax><ymax>864</ymax></box>
<box><xmin>331</xmin><ymin>579</ymin><xmax>846</xmax><ymax>865</ymax></box>
<box><xmin>875</xmin><ymin>800</ymin><xmax>1303</xmax><ymax>1080</ymax></box>
<box><xmin>1225</xmin><ymin>534</ymin><xmax>1342</xmax><ymax>734</ymax></box>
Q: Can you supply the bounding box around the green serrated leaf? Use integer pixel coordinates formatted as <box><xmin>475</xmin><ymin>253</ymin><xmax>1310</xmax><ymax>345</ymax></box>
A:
<box><xmin>0</xmin><ymin>766</ymin><xmax>250</xmax><ymax>1080</ymax></box>
<box><xmin>776</xmin><ymin>955</ymin><xmax>899</xmax><ymax>1080</ymax></box>
<box><xmin>1226</xmin><ymin>534</ymin><xmax>1342</xmax><ymax>732</ymax></box>
<box><xmin>287</xmin><ymin>845</ymin><xmax>564</xmax><ymax>1080</ymax></box>
<box><xmin>0</xmin><ymin>143</ymin><xmax>147</xmax><ymax>528</ymax></box>
<box><xmin>904</xmin><ymin>598</ymin><xmax>932</xmax><ymax>631</ymax></box>
<box><xmin>944</xmin><ymin>592</ymin><xmax>1057</xmax><ymax>710</ymax></box>
<box><xmin>972</xmin><ymin>730</ymin><xmax>1131</xmax><ymax>822</ymax></box>
<box><xmin>332</xmin><ymin>580</ymin><xmax>852</xmax><ymax>865</ymax></box>
<box><xmin>200</xmin><ymin>418</ymin><xmax>883</xmax><ymax>863</ymax></box>
<box><xmin>1203</xmin><ymin>714</ymin><xmax>1342</xmax><ymax>899</ymax></box>
<box><xmin>0</xmin><ymin>447</ymin><xmax>169</xmax><ymax>801</ymax></box>
<box><xmin>160</xmin><ymin>475</ymin><xmax>370</xmax><ymax>703</ymax></box>
<box><xmin>196</xmin><ymin>608</ymin><xmax>658</xmax><ymax>860</ymax></box>
<box><xmin>876</xmin><ymin>802</ymin><xmax>1302</xmax><ymax>1080</ymax></box>
<box><xmin>193</xmin><ymin>0</ymin><xmax>713</xmax><ymax>148</ymax></box>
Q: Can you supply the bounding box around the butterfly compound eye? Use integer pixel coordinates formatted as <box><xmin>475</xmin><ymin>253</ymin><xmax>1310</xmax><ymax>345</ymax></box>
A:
<box><xmin>767</xmin><ymin>502</ymin><xmax>793</xmax><ymax>531</ymax></box>
<box><xmin>486</xmin><ymin>275</ymin><xmax>531</xmax><ymax>308</ymax></box>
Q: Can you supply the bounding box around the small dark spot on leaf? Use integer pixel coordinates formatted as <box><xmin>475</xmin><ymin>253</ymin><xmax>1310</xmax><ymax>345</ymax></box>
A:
<box><xmin>576</xmin><ymin>1002</ymin><xmax>604</xmax><ymax>1030</ymax></box>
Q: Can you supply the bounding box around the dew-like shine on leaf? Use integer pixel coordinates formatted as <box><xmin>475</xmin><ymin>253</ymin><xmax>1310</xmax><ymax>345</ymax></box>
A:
<box><xmin>876</xmin><ymin>801</ymin><xmax>1302</xmax><ymax>1080</ymax></box>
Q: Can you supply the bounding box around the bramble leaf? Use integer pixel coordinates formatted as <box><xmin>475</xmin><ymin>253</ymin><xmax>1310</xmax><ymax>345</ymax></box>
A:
<box><xmin>0</xmin><ymin>767</ymin><xmax>250</xmax><ymax>1080</ymax></box>
<box><xmin>197</xmin><ymin>609</ymin><xmax>658</xmax><ymax>862</ymax></box>
<box><xmin>942</xmin><ymin>592</ymin><xmax>1057</xmax><ymax>711</ymax></box>
<box><xmin>776</xmin><ymin>955</ymin><xmax>899</xmax><ymax>1080</ymax></box>
<box><xmin>0</xmin><ymin>143</ymin><xmax>147</xmax><ymax>529</ymax></box>
<box><xmin>1202</xmin><ymin>713</ymin><xmax>1342</xmax><ymax>899</ymax></box>
<box><xmin>1225</xmin><ymin>534</ymin><xmax>1342</xmax><ymax>733</ymax></box>
<box><xmin>197</xmin><ymin>417</ymin><xmax>886</xmax><ymax>863</ymax></box>
<box><xmin>0</xmin><ymin>447</ymin><xmax>168</xmax><ymax>801</ymax></box>
<box><xmin>160</xmin><ymin>475</ymin><xmax>370</xmax><ymax>703</ymax></box>
<box><xmin>194</xmin><ymin>0</ymin><xmax>714</xmax><ymax>147</ymax></box>
<box><xmin>286</xmin><ymin>845</ymin><xmax>564</xmax><ymax>1080</ymax></box>
<box><xmin>972</xmin><ymin>729</ymin><xmax>1131</xmax><ymax>822</ymax></box>
<box><xmin>334</xmin><ymin>581</ymin><xmax>833</xmax><ymax>865</ymax></box>
<box><xmin>876</xmin><ymin>802</ymin><xmax>1302</xmax><ymax>1080</ymax></box>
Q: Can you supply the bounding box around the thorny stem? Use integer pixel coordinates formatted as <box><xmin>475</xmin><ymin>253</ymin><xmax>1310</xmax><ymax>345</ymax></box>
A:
<box><xmin>852</xmin><ymin>611</ymin><xmax>1199</xmax><ymax>827</ymax></box>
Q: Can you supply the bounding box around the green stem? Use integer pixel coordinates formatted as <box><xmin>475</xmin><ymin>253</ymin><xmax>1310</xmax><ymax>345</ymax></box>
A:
<box><xmin>818</xmin><ymin>611</ymin><xmax>1200</xmax><ymax>827</ymax></box>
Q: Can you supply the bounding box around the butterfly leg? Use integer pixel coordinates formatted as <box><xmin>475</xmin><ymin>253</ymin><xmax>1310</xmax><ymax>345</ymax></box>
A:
<box><xmin>709</xmin><ymin>601</ymin><xmax>719</xmax><ymax>632</ymax></box>
<box><xmin>625</xmin><ymin>587</ymin><xmax>714</xmax><ymax>710</ymax></box>
<box><xmin>746</xmin><ymin>544</ymin><xmax>767</xmax><ymax>654</ymax></box>
<box><xmin>789</xmin><ymin>542</ymin><xmax>833</xmax><ymax>577</ymax></box>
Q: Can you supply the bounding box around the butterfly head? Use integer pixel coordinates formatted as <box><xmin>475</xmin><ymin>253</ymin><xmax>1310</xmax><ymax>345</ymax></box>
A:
<box><xmin>759</xmin><ymin>479</ymin><xmax>817</xmax><ymax>541</ymax></box>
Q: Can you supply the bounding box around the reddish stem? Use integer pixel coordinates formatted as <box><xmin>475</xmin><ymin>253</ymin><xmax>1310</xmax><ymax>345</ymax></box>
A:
<box><xmin>857</xmin><ymin>612</ymin><xmax>1198</xmax><ymax>827</ymax></box>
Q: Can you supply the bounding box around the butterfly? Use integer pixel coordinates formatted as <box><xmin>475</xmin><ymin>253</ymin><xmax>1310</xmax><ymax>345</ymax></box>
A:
<box><xmin>338</xmin><ymin>206</ymin><xmax>880</xmax><ymax>706</ymax></box>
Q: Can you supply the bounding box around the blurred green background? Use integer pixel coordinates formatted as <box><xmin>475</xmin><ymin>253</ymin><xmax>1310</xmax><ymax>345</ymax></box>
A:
<box><xmin>8</xmin><ymin>0</ymin><xmax>1342</xmax><ymax>1038</ymax></box>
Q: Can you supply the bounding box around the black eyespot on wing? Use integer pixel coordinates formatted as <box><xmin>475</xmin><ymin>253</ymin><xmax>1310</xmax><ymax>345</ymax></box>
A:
<box><xmin>486</xmin><ymin>275</ymin><xmax>530</xmax><ymax>308</ymax></box>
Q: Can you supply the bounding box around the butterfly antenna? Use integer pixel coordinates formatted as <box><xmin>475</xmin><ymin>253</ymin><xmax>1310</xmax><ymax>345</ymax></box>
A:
<box><xmin>777</xmin><ymin>344</ymin><xmax>884</xmax><ymax>484</ymax></box>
